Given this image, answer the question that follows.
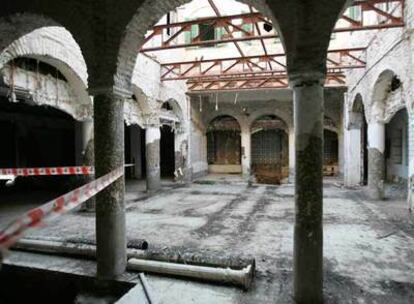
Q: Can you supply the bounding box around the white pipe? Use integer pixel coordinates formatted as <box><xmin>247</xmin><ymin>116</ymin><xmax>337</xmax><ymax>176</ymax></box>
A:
<box><xmin>128</xmin><ymin>258</ymin><xmax>253</xmax><ymax>290</ymax></box>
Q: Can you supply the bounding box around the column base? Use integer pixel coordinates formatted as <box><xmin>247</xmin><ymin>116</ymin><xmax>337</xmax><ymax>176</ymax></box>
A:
<box><xmin>367</xmin><ymin>148</ymin><xmax>385</xmax><ymax>200</ymax></box>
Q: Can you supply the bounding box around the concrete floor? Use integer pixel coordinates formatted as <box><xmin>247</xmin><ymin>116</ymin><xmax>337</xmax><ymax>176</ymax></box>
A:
<box><xmin>1</xmin><ymin>176</ymin><xmax>414</xmax><ymax>303</ymax></box>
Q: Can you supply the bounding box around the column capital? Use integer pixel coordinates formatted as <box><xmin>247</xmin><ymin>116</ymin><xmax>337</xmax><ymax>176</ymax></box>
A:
<box><xmin>88</xmin><ymin>86</ymin><xmax>131</xmax><ymax>100</ymax></box>
<box><xmin>289</xmin><ymin>71</ymin><xmax>325</xmax><ymax>88</ymax></box>
<box><xmin>143</xmin><ymin>112</ymin><xmax>160</xmax><ymax>128</ymax></box>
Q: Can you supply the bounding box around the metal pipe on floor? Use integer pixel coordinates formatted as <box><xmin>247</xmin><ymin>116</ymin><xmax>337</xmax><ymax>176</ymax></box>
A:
<box><xmin>12</xmin><ymin>238</ymin><xmax>97</xmax><ymax>258</ymax></box>
<box><xmin>11</xmin><ymin>239</ymin><xmax>256</xmax><ymax>290</ymax></box>
<box><xmin>12</xmin><ymin>238</ymin><xmax>148</xmax><ymax>258</ymax></box>
<box><xmin>128</xmin><ymin>258</ymin><xmax>253</xmax><ymax>290</ymax></box>
<box><xmin>128</xmin><ymin>247</ymin><xmax>255</xmax><ymax>271</ymax></box>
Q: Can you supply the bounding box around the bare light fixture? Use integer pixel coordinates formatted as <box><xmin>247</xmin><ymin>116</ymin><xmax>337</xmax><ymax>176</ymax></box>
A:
<box><xmin>263</xmin><ymin>22</ymin><xmax>273</xmax><ymax>32</ymax></box>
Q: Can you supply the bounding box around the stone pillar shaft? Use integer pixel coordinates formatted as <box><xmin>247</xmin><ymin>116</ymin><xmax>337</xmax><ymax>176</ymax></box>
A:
<box><xmin>367</xmin><ymin>122</ymin><xmax>385</xmax><ymax>200</ymax></box>
<box><xmin>288</xmin><ymin>129</ymin><xmax>295</xmax><ymax>182</ymax></box>
<box><xmin>344</xmin><ymin>127</ymin><xmax>362</xmax><ymax>186</ymax></box>
<box><xmin>408</xmin><ymin>114</ymin><xmax>414</xmax><ymax>210</ymax></box>
<box><xmin>241</xmin><ymin>128</ymin><xmax>251</xmax><ymax>179</ymax></box>
<box><xmin>94</xmin><ymin>92</ymin><xmax>127</xmax><ymax>278</ymax></box>
<box><xmin>146</xmin><ymin>126</ymin><xmax>161</xmax><ymax>192</ymax></box>
<box><xmin>293</xmin><ymin>78</ymin><xmax>324</xmax><ymax>303</ymax></box>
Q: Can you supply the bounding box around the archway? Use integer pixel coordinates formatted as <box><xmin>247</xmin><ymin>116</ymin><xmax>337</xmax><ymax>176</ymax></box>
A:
<box><xmin>323</xmin><ymin>129</ymin><xmax>339</xmax><ymax>177</ymax></box>
<box><xmin>385</xmin><ymin>108</ymin><xmax>409</xmax><ymax>185</ymax></box>
<box><xmin>0</xmin><ymin>90</ymin><xmax>77</xmax><ymax>190</ymax></box>
<box><xmin>124</xmin><ymin>123</ymin><xmax>146</xmax><ymax>181</ymax></box>
<box><xmin>352</xmin><ymin>95</ymin><xmax>368</xmax><ymax>185</ymax></box>
<box><xmin>207</xmin><ymin>115</ymin><xmax>241</xmax><ymax>174</ymax></box>
<box><xmin>251</xmin><ymin>114</ymin><xmax>288</xmax><ymax>184</ymax></box>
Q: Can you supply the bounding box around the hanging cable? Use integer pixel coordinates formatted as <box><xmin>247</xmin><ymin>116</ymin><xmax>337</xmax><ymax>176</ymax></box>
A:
<box><xmin>55</xmin><ymin>68</ymin><xmax>59</xmax><ymax>106</ymax></box>
<box><xmin>9</xmin><ymin>59</ymin><xmax>16</xmax><ymax>103</ymax></box>
<box><xmin>234</xmin><ymin>92</ymin><xmax>239</xmax><ymax>105</ymax></box>
<box><xmin>36</xmin><ymin>60</ymin><xmax>40</xmax><ymax>89</ymax></box>
<box><xmin>199</xmin><ymin>95</ymin><xmax>203</xmax><ymax>112</ymax></box>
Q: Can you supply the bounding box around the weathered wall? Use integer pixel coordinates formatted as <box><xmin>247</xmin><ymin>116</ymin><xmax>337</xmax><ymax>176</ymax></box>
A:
<box><xmin>344</xmin><ymin>0</ymin><xmax>414</xmax><ymax>188</ymax></box>
<box><xmin>189</xmin><ymin>101</ymin><xmax>208</xmax><ymax>178</ymax></box>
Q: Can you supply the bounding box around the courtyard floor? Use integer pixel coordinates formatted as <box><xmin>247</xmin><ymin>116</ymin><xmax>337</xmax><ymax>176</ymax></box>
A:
<box><xmin>1</xmin><ymin>176</ymin><xmax>414</xmax><ymax>303</ymax></box>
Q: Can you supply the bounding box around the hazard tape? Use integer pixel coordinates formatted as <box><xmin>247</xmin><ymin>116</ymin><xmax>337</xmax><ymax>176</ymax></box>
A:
<box><xmin>0</xmin><ymin>166</ymin><xmax>124</xmax><ymax>252</ymax></box>
<box><xmin>0</xmin><ymin>166</ymin><xmax>94</xmax><ymax>177</ymax></box>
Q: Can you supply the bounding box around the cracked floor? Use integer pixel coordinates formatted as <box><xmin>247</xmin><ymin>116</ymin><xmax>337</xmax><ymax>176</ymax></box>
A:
<box><xmin>1</xmin><ymin>177</ymin><xmax>414</xmax><ymax>303</ymax></box>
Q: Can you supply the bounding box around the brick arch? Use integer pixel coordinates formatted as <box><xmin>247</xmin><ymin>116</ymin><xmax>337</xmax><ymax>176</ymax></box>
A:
<box><xmin>370</xmin><ymin>69</ymin><xmax>398</xmax><ymax>122</ymax></box>
<box><xmin>0</xmin><ymin>11</ymin><xmax>93</xmax><ymax>75</ymax></box>
<box><xmin>207</xmin><ymin>114</ymin><xmax>243</xmax><ymax>130</ymax></box>
<box><xmin>0</xmin><ymin>27</ymin><xmax>90</xmax><ymax>108</ymax></box>
<box><xmin>248</xmin><ymin>108</ymin><xmax>292</xmax><ymax>130</ymax></box>
<box><xmin>163</xmin><ymin>98</ymin><xmax>184</xmax><ymax>123</ymax></box>
<box><xmin>114</xmin><ymin>0</ymin><xmax>283</xmax><ymax>95</ymax></box>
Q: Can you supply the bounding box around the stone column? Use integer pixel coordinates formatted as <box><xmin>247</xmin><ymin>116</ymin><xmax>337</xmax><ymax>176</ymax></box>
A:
<box><xmin>145</xmin><ymin>125</ymin><xmax>161</xmax><ymax>192</ymax></box>
<box><xmin>288</xmin><ymin>129</ymin><xmax>295</xmax><ymax>183</ymax></box>
<box><xmin>241</xmin><ymin>127</ymin><xmax>251</xmax><ymax>179</ymax></box>
<box><xmin>130</xmin><ymin>125</ymin><xmax>143</xmax><ymax>179</ymax></box>
<box><xmin>74</xmin><ymin>119</ymin><xmax>96</xmax><ymax>212</ymax></box>
<box><xmin>367</xmin><ymin>122</ymin><xmax>385</xmax><ymax>200</ymax></box>
<box><xmin>407</xmin><ymin>113</ymin><xmax>413</xmax><ymax>210</ymax></box>
<box><xmin>75</xmin><ymin>120</ymin><xmax>94</xmax><ymax>165</ymax></box>
<box><xmin>344</xmin><ymin>126</ymin><xmax>362</xmax><ymax>186</ymax></box>
<box><xmin>93</xmin><ymin>91</ymin><xmax>127</xmax><ymax>278</ymax></box>
<box><xmin>292</xmin><ymin>75</ymin><xmax>324</xmax><ymax>303</ymax></box>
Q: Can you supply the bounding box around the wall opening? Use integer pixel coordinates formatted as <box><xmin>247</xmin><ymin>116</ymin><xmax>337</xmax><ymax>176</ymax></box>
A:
<box><xmin>323</xmin><ymin>129</ymin><xmax>339</xmax><ymax>177</ymax></box>
<box><xmin>124</xmin><ymin>123</ymin><xmax>146</xmax><ymax>180</ymax></box>
<box><xmin>0</xmin><ymin>95</ymin><xmax>76</xmax><ymax>190</ymax></box>
<box><xmin>207</xmin><ymin>115</ymin><xmax>241</xmax><ymax>174</ymax></box>
<box><xmin>160</xmin><ymin>125</ymin><xmax>175</xmax><ymax>178</ymax></box>
<box><xmin>385</xmin><ymin>108</ymin><xmax>408</xmax><ymax>183</ymax></box>
<box><xmin>251</xmin><ymin>115</ymin><xmax>288</xmax><ymax>184</ymax></box>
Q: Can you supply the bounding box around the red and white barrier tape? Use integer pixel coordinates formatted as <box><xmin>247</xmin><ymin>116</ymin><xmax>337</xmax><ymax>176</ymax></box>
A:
<box><xmin>0</xmin><ymin>166</ymin><xmax>124</xmax><ymax>252</ymax></box>
<box><xmin>0</xmin><ymin>166</ymin><xmax>94</xmax><ymax>177</ymax></box>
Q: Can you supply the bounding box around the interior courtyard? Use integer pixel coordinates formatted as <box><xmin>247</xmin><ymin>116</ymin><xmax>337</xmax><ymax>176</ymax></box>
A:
<box><xmin>0</xmin><ymin>0</ymin><xmax>413</xmax><ymax>303</ymax></box>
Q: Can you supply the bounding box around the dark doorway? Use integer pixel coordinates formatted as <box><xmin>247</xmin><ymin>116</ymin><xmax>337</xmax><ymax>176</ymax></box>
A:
<box><xmin>160</xmin><ymin>125</ymin><xmax>175</xmax><ymax>178</ymax></box>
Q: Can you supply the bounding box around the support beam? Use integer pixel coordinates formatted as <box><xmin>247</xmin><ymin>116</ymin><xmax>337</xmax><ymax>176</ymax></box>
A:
<box><xmin>292</xmin><ymin>75</ymin><xmax>324</xmax><ymax>303</ymax></box>
<box><xmin>93</xmin><ymin>92</ymin><xmax>127</xmax><ymax>278</ymax></box>
<box><xmin>146</xmin><ymin>125</ymin><xmax>161</xmax><ymax>192</ymax></box>
<box><xmin>140</xmin><ymin>0</ymin><xmax>404</xmax><ymax>52</ymax></box>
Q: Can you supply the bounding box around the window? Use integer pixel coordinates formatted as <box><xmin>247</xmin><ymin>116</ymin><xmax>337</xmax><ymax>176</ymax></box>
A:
<box><xmin>184</xmin><ymin>23</ymin><xmax>199</xmax><ymax>45</ymax></box>
<box><xmin>349</xmin><ymin>6</ymin><xmax>361</xmax><ymax>20</ymax></box>
<box><xmin>185</xmin><ymin>21</ymin><xmax>226</xmax><ymax>47</ymax></box>
<box><xmin>242</xmin><ymin>23</ymin><xmax>253</xmax><ymax>37</ymax></box>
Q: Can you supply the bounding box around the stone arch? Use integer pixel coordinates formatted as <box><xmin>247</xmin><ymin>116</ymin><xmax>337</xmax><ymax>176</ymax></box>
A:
<box><xmin>131</xmin><ymin>85</ymin><xmax>152</xmax><ymax>116</ymax></box>
<box><xmin>370</xmin><ymin>69</ymin><xmax>398</xmax><ymax>122</ymax></box>
<box><xmin>114</xmin><ymin>0</ymin><xmax>285</xmax><ymax>95</ymax></box>
<box><xmin>251</xmin><ymin>114</ymin><xmax>289</xmax><ymax>132</ymax></box>
<box><xmin>248</xmin><ymin>108</ymin><xmax>292</xmax><ymax>130</ymax></box>
<box><xmin>162</xmin><ymin>98</ymin><xmax>184</xmax><ymax>123</ymax></box>
<box><xmin>0</xmin><ymin>12</ymin><xmax>92</xmax><ymax>80</ymax></box>
<box><xmin>0</xmin><ymin>58</ymin><xmax>90</xmax><ymax>121</ymax></box>
<box><xmin>352</xmin><ymin>93</ymin><xmax>364</xmax><ymax>112</ymax></box>
<box><xmin>0</xmin><ymin>27</ymin><xmax>90</xmax><ymax>107</ymax></box>
<box><xmin>384</xmin><ymin>103</ymin><xmax>407</xmax><ymax>124</ymax></box>
<box><xmin>206</xmin><ymin>113</ymin><xmax>243</xmax><ymax>133</ymax></box>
